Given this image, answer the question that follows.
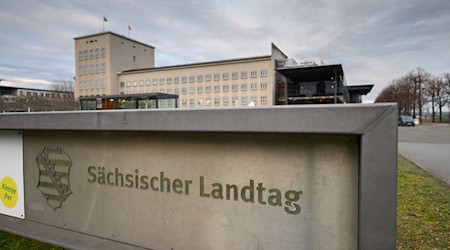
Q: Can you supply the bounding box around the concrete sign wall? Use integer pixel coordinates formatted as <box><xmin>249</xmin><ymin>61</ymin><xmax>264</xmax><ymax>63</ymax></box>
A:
<box><xmin>0</xmin><ymin>104</ymin><xmax>398</xmax><ymax>250</ymax></box>
<box><xmin>0</xmin><ymin>131</ymin><xmax>24</xmax><ymax>219</ymax></box>
<box><xmin>24</xmin><ymin>131</ymin><xmax>358</xmax><ymax>249</ymax></box>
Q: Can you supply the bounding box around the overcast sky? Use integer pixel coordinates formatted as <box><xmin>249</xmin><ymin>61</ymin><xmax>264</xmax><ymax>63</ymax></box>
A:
<box><xmin>0</xmin><ymin>0</ymin><xmax>449</xmax><ymax>101</ymax></box>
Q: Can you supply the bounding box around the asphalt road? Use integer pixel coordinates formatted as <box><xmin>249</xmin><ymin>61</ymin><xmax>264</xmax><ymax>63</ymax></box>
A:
<box><xmin>398</xmin><ymin>123</ymin><xmax>450</xmax><ymax>185</ymax></box>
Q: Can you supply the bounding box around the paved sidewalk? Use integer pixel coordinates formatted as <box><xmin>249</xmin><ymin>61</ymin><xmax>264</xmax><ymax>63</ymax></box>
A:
<box><xmin>398</xmin><ymin>123</ymin><xmax>450</xmax><ymax>185</ymax></box>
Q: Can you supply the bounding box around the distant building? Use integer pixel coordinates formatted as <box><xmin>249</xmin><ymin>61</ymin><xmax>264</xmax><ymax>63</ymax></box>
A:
<box><xmin>0</xmin><ymin>85</ymin><xmax>75</xmax><ymax>112</ymax></box>
<box><xmin>74</xmin><ymin>31</ymin><xmax>372</xmax><ymax>107</ymax></box>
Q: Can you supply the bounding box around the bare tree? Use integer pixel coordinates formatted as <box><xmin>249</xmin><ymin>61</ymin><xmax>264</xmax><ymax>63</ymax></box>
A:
<box><xmin>52</xmin><ymin>80</ymin><xmax>74</xmax><ymax>92</ymax></box>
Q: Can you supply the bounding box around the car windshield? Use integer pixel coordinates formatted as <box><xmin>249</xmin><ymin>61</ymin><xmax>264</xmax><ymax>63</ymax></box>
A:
<box><xmin>401</xmin><ymin>116</ymin><xmax>413</xmax><ymax>122</ymax></box>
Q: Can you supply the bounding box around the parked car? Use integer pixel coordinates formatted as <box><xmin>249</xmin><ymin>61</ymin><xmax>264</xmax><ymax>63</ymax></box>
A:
<box><xmin>398</xmin><ymin>115</ymin><xmax>415</xmax><ymax>127</ymax></box>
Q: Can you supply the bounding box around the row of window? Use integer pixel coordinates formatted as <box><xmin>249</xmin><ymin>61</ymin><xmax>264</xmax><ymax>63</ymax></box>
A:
<box><xmin>119</xmin><ymin>70</ymin><xmax>268</xmax><ymax>87</ymax></box>
<box><xmin>79</xmin><ymin>79</ymin><xmax>107</xmax><ymax>90</ymax></box>
<box><xmin>120</xmin><ymin>82</ymin><xmax>268</xmax><ymax>93</ymax></box>
<box><xmin>78</xmin><ymin>64</ymin><xmax>106</xmax><ymax>75</ymax></box>
<box><xmin>78</xmin><ymin>48</ymin><xmax>106</xmax><ymax>61</ymax></box>
<box><xmin>180</xmin><ymin>95</ymin><xmax>268</xmax><ymax>108</ymax></box>
<box><xmin>18</xmin><ymin>91</ymin><xmax>72</xmax><ymax>98</ymax></box>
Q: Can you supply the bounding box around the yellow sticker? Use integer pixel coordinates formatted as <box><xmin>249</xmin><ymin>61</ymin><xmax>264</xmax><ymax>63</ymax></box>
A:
<box><xmin>1</xmin><ymin>177</ymin><xmax>18</xmax><ymax>209</ymax></box>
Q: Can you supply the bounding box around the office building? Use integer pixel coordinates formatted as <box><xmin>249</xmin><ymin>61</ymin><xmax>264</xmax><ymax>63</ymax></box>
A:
<box><xmin>74</xmin><ymin>31</ymin><xmax>372</xmax><ymax>108</ymax></box>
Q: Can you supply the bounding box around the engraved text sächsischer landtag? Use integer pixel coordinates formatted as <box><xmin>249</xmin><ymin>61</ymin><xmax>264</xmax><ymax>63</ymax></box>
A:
<box><xmin>87</xmin><ymin>166</ymin><xmax>302</xmax><ymax>215</ymax></box>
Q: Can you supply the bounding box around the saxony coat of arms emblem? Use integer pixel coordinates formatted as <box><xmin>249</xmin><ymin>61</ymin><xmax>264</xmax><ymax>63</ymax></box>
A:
<box><xmin>36</xmin><ymin>147</ymin><xmax>72</xmax><ymax>210</ymax></box>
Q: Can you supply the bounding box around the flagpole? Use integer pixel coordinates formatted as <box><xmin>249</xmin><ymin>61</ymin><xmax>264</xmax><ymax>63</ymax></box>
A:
<box><xmin>103</xmin><ymin>16</ymin><xmax>108</xmax><ymax>32</ymax></box>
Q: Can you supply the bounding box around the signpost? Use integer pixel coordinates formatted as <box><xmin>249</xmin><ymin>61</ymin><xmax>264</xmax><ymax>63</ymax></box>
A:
<box><xmin>0</xmin><ymin>104</ymin><xmax>397</xmax><ymax>250</ymax></box>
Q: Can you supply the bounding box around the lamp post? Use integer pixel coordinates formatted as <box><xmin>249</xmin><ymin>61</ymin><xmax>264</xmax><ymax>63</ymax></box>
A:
<box><xmin>417</xmin><ymin>74</ymin><xmax>422</xmax><ymax>123</ymax></box>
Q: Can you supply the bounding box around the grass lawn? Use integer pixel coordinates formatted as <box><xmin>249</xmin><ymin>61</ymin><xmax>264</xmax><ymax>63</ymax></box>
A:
<box><xmin>1</xmin><ymin>155</ymin><xmax>449</xmax><ymax>249</ymax></box>
<box><xmin>397</xmin><ymin>155</ymin><xmax>450</xmax><ymax>249</ymax></box>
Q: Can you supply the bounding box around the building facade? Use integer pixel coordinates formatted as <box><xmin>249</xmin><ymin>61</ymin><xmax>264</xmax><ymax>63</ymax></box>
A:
<box><xmin>117</xmin><ymin>56</ymin><xmax>273</xmax><ymax>108</ymax></box>
<box><xmin>0</xmin><ymin>85</ymin><xmax>75</xmax><ymax>112</ymax></box>
<box><xmin>74</xmin><ymin>32</ymin><xmax>155</xmax><ymax>99</ymax></box>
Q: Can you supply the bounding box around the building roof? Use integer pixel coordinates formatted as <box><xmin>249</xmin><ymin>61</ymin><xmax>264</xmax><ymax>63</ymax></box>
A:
<box><xmin>347</xmin><ymin>84</ymin><xmax>374</xmax><ymax>95</ymax></box>
<box><xmin>79</xmin><ymin>92</ymin><xmax>178</xmax><ymax>100</ymax></box>
<box><xmin>74</xmin><ymin>31</ymin><xmax>155</xmax><ymax>49</ymax></box>
<box><xmin>276</xmin><ymin>64</ymin><xmax>345</xmax><ymax>81</ymax></box>
<box><xmin>119</xmin><ymin>55</ymin><xmax>271</xmax><ymax>75</ymax></box>
<box><xmin>0</xmin><ymin>85</ymin><xmax>73</xmax><ymax>94</ymax></box>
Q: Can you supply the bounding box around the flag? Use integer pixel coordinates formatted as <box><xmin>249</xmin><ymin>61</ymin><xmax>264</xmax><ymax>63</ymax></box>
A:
<box><xmin>103</xmin><ymin>16</ymin><xmax>108</xmax><ymax>22</ymax></box>
<box><xmin>128</xmin><ymin>25</ymin><xmax>132</xmax><ymax>31</ymax></box>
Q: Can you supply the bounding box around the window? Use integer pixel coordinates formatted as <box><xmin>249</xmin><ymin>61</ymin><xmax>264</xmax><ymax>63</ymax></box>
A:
<box><xmin>174</xmin><ymin>88</ymin><xmax>180</xmax><ymax>94</ymax></box>
<box><xmin>260</xmin><ymin>82</ymin><xmax>267</xmax><ymax>90</ymax></box>
<box><xmin>133</xmin><ymin>56</ymin><xmax>135</xmax><ymax>62</ymax></box>
<box><xmin>189</xmin><ymin>87</ymin><xmax>195</xmax><ymax>94</ymax></box>
<box><xmin>167</xmin><ymin>89</ymin><xmax>173</xmax><ymax>94</ymax></box>
<box><xmin>240</xmin><ymin>71</ymin><xmax>248</xmax><ymax>79</ymax></box>
<box><xmin>126</xmin><ymin>81</ymin><xmax>131</xmax><ymax>87</ymax></box>
<box><xmin>89</xmin><ymin>64</ymin><xmax>94</xmax><ymax>74</ymax></box>
<box><xmin>197</xmin><ymin>86</ymin><xmax>203</xmax><ymax>93</ymax></box>
<box><xmin>251</xmin><ymin>95</ymin><xmax>257</xmax><ymax>104</ymax></box>
<box><xmin>153</xmin><ymin>79</ymin><xmax>158</xmax><ymax>85</ymax></box>
<box><xmin>223</xmin><ymin>73</ymin><xmax>229</xmax><ymax>80</ymax></box>
<box><xmin>182</xmin><ymin>76</ymin><xmax>188</xmax><ymax>83</ymax></box>
<box><xmin>101</xmin><ymin>48</ymin><xmax>106</xmax><ymax>58</ymax></box>
<box><xmin>223</xmin><ymin>85</ymin><xmax>229</xmax><ymax>92</ymax></box>
<box><xmin>78</xmin><ymin>66</ymin><xmax>83</xmax><ymax>76</ymax></box>
<box><xmin>181</xmin><ymin>99</ymin><xmax>187</xmax><ymax>108</ymax></box>
<box><xmin>197</xmin><ymin>75</ymin><xmax>203</xmax><ymax>82</ymax></box>
<box><xmin>95</xmin><ymin>48</ymin><xmax>100</xmax><ymax>58</ymax></box>
<box><xmin>214</xmin><ymin>85</ymin><xmax>220</xmax><ymax>93</ymax></box>
<box><xmin>250</xmin><ymin>83</ymin><xmax>258</xmax><ymax>90</ymax></box>
<box><xmin>223</xmin><ymin>97</ymin><xmax>229</xmax><ymax>106</ymax></box>
<box><xmin>132</xmin><ymin>81</ymin><xmax>138</xmax><ymax>87</ymax></box>
<box><xmin>241</xmin><ymin>96</ymin><xmax>248</xmax><ymax>105</ymax></box>
<box><xmin>83</xmin><ymin>50</ymin><xmax>88</xmax><ymax>60</ymax></box>
<box><xmin>182</xmin><ymin>88</ymin><xmax>187</xmax><ymax>94</ymax></box>
<box><xmin>146</xmin><ymin>80</ymin><xmax>151</xmax><ymax>86</ymax></box>
<box><xmin>205</xmin><ymin>74</ymin><xmax>211</xmax><ymax>81</ymax></box>
<box><xmin>101</xmin><ymin>63</ymin><xmax>106</xmax><ymax>73</ymax></box>
<box><xmin>95</xmin><ymin>80</ymin><xmax>99</xmax><ymax>89</ymax></box>
<box><xmin>78</xmin><ymin>51</ymin><xmax>83</xmax><ymax>61</ymax></box>
<box><xmin>232</xmin><ymin>97</ymin><xmax>238</xmax><ymax>106</ymax></box>
<box><xmin>139</xmin><ymin>80</ymin><xmax>144</xmax><ymax>86</ymax></box>
<box><xmin>189</xmin><ymin>99</ymin><xmax>195</xmax><ymax>107</ymax></box>
<box><xmin>205</xmin><ymin>86</ymin><xmax>211</xmax><ymax>93</ymax></box>
<box><xmin>159</xmin><ymin>78</ymin><xmax>165</xmax><ymax>85</ymax></box>
<box><xmin>232</xmin><ymin>84</ymin><xmax>238</xmax><ymax>92</ymax></box>
<box><xmin>159</xmin><ymin>88</ymin><xmax>165</xmax><ymax>93</ymax></box>
<box><xmin>95</xmin><ymin>64</ymin><xmax>100</xmax><ymax>73</ymax></box>
<box><xmin>174</xmin><ymin>77</ymin><xmax>180</xmax><ymax>84</ymax></box>
<box><xmin>250</xmin><ymin>70</ymin><xmax>257</xmax><ymax>78</ymax></box>
<box><xmin>189</xmin><ymin>76</ymin><xmax>195</xmax><ymax>83</ymax></box>
<box><xmin>214</xmin><ymin>73</ymin><xmax>220</xmax><ymax>81</ymax></box>
<box><xmin>205</xmin><ymin>98</ymin><xmax>212</xmax><ymax>106</ymax></box>
<box><xmin>214</xmin><ymin>97</ymin><xmax>220</xmax><ymax>106</ymax></box>
<box><xmin>241</xmin><ymin>84</ymin><xmax>247</xmax><ymax>91</ymax></box>
<box><xmin>120</xmin><ymin>82</ymin><xmax>125</xmax><ymax>88</ymax></box>
<box><xmin>231</xmin><ymin>72</ymin><xmax>238</xmax><ymax>79</ymax></box>
<box><xmin>89</xmin><ymin>49</ymin><xmax>94</xmax><ymax>59</ymax></box>
<box><xmin>167</xmin><ymin>78</ymin><xmax>172</xmax><ymax>84</ymax></box>
<box><xmin>260</xmin><ymin>95</ymin><xmax>267</xmax><ymax>103</ymax></box>
<box><xmin>260</xmin><ymin>69</ymin><xmax>268</xmax><ymax>77</ymax></box>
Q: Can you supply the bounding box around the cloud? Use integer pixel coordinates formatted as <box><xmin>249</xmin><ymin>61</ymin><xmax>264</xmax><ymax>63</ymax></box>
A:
<box><xmin>0</xmin><ymin>0</ymin><xmax>449</xmax><ymax>100</ymax></box>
